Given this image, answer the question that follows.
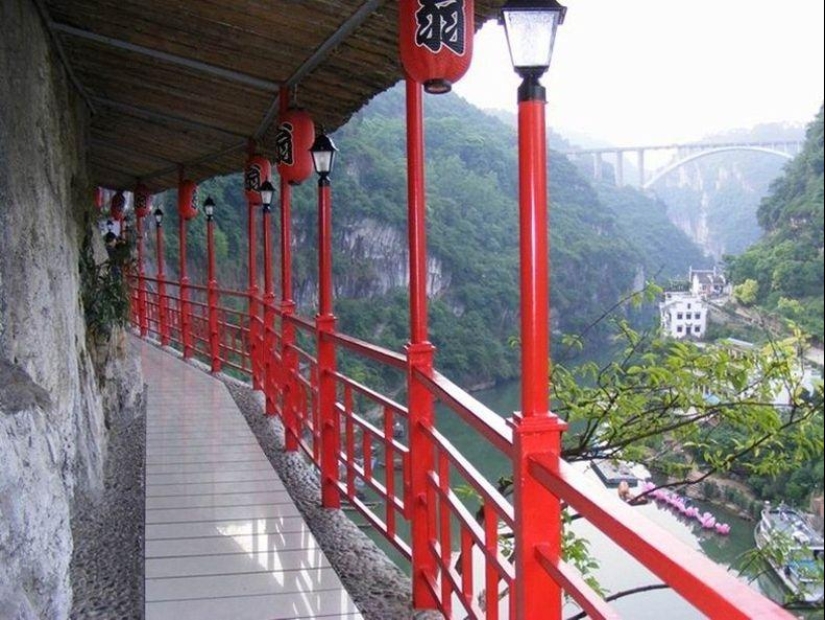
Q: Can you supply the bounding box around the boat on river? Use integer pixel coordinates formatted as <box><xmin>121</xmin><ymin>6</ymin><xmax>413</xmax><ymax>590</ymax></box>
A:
<box><xmin>754</xmin><ymin>502</ymin><xmax>824</xmax><ymax>605</ymax></box>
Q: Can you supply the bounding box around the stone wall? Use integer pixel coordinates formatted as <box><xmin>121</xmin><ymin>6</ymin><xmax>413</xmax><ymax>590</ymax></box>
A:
<box><xmin>0</xmin><ymin>1</ymin><xmax>143</xmax><ymax>617</ymax></box>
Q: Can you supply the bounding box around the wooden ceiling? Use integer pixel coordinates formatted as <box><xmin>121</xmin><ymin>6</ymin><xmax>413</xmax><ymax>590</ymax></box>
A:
<box><xmin>39</xmin><ymin>0</ymin><xmax>505</xmax><ymax>192</ymax></box>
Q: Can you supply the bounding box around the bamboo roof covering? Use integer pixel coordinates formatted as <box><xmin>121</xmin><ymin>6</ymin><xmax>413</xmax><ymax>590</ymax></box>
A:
<box><xmin>37</xmin><ymin>0</ymin><xmax>506</xmax><ymax>192</ymax></box>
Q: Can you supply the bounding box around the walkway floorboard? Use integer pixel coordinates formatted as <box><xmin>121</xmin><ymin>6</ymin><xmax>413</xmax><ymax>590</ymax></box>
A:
<box><xmin>140</xmin><ymin>342</ymin><xmax>364</xmax><ymax>620</ymax></box>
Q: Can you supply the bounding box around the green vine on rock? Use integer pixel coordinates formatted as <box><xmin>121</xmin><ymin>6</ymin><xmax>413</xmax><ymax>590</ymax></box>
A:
<box><xmin>79</xmin><ymin>232</ymin><xmax>132</xmax><ymax>344</ymax></box>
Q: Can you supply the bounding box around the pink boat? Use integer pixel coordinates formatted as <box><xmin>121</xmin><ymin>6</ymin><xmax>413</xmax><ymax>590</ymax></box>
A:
<box><xmin>698</xmin><ymin>512</ymin><xmax>717</xmax><ymax>529</ymax></box>
<box><xmin>715</xmin><ymin>522</ymin><xmax>731</xmax><ymax>535</ymax></box>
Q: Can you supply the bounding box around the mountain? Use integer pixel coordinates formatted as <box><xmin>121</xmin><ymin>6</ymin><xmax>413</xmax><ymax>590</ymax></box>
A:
<box><xmin>148</xmin><ymin>86</ymin><xmax>709</xmax><ymax>385</ymax></box>
<box><xmin>645</xmin><ymin>123</ymin><xmax>806</xmax><ymax>259</ymax></box>
<box><xmin>726</xmin><ymin>106</ymin><xmax>824</xmax><ymax>341</ymax></box>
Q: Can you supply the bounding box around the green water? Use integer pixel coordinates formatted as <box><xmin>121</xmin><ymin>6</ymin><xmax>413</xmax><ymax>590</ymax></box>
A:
<box><xmin>354</xmin><ymin>378</ymin><xmax>823</xmax><ymax>619</ymax></box>
<box><xmin>445</xmin><ymin>380</ymin><xmax>824</xmax><ymax>620</ymax></box>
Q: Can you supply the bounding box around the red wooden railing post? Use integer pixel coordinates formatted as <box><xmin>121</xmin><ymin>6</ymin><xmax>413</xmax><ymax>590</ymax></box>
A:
<box><xmin>206</xmin><ymin>207</ymin><xmax>221</xmax><ymax>373</ymax></box>
<box><xmin>404</xmin><ymin>77</ymin><xmax>439</xmax><ymax>609</ymax></box>
<box><xmin>511</xmin><ymin>73</ymin><xmax>566</xmax><ymax>620</ymax></box>
<box><xmin>136</xmin><ymin>214</ymin><xmax>148</xmax><ymax>337</ymax></box>
<box><xmin>280</xmin><ymin>178</ymin><xmax>300</xmax><ymax>451</ymax></box>
<box><xmin>155</xmin><ymin>215</ymin><xmax>169</xmax><ymax>346</ymax></box>
<box><xmin>316</xmin><ymin>173</ymin><xmax>339</xmax><ymax>508</ymax></box>
<box><xmin>261</xmin><ymin>197</ymin><xmax>276</xmax><ymax>415</ymax></box>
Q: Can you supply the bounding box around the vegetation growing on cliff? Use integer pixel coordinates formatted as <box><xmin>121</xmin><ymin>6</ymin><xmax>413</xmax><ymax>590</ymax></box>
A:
<box><xmin>148</xmin><ymin>87</ymin><xmax>708</xmax><ymax>386</ymax></box>
<box><xmin>726</xmin><ymin>105</ymin><xmax>824</xmax><ymax>341</ymax></box>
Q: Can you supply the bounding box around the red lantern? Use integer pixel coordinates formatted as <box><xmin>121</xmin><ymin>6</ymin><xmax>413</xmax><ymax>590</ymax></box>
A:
<box><xmin>399</xmin><ymin>0</ymin><xmax>474</xmax><ymax>94</ymax></box>
<box><xmin>94</xmin><ymin>186</ymin><xmax>104</xmax><ymax>211</ymax></box>
<box><xmin>244</xmin><ymin>155</ymin><xmax>272</xmax><ymax>204</ymax></box>
<box><xmin>177</xmin><ymin>179</ymin><xmax>199</xmax><ymax>221</ymax></box>
<box><xmin>110</xmin><ymin>190</ymin><xmax>126</xmax><ymax>221</ymax></box>
<box><xmin>275</xmin><ymin>108</ymin><xmax>315</xmax><ymax>186</ymax></box>
<box><xmin>134</xmin><ymin>183</ymin><xmax>152</xmax><ymax>218</ymax></box>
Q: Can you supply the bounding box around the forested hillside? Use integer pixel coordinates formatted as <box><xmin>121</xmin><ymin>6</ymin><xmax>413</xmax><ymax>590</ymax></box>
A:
<box><xmin>645</xmin><ymin>123</ymin><xmax>804</xmax><ymax>259</ymax></box>
<box><xmin>147</xmin><ymin>86</ymin><xmax>708</xmax><ymax>385</ymax></box>
<box><xmin>727</xmin><ymin>106</ymin><xmax>824</xmax><ymax>341</ymax></box>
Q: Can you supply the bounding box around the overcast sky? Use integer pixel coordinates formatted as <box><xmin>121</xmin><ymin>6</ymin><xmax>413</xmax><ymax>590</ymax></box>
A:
<box><xmin>453</xmin><ymin>0</ymin><xmax>825</xmax><ymax>147</ymax></box>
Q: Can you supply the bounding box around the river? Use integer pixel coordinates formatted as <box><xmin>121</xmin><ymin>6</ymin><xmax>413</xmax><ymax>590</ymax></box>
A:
<box><xmin>355</xmin><ymin>376</ymin><xmax>822</xmax><ymax>618</ymax></box>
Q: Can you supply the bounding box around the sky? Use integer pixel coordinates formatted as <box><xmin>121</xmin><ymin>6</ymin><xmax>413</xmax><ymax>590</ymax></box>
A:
<box><xmin>453</xmin><ymin>0</ymin><xmax>825</xmax><ymax>147</ymax></box>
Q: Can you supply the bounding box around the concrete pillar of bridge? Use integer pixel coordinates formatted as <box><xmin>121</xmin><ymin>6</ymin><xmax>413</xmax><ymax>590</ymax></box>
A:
<box><xmin>592</xmin><ymin>152</ymin><xmax>602</xmax><ymax>181</ymax></box>
<box><xmin>637</xmin><ymin>149</ymin><xmax>646</xmax><ymax>187</ymax></box>
<box><xmin>615</xmin><ymin>151</ymin><xmax>624</xmax><ymax>187</ymax></box>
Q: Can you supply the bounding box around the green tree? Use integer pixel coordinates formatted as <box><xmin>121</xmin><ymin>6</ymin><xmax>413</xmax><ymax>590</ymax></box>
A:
<box><xmin>733</xmin><ymin>278</ymin><xmax>759</xmax><ymax>305</ymax></box>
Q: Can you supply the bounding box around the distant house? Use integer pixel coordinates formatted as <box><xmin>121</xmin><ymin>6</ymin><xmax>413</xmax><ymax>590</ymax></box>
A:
<box><xmin>689</xmin><ymin>266</ymin><xmax>728</xmax><ymax>298</ymax></box>
<box><xmin>659</xmin><ymin>291</ymin><xmax>708</xmax><ymax>340</ymax></box>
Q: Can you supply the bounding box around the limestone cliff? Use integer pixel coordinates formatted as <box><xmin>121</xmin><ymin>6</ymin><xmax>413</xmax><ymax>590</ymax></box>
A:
<box><xmin>0</xmin><ymin>1</ymin><xmax>143</xmax><ymax>617</ymax></box>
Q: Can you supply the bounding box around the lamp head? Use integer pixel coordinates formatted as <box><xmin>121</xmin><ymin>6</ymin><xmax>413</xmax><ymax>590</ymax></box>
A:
<box><xmin>500</xmin><ymin>0</ymin><xmax>566</xmax><ymax>79</ymax></box>
<box><xmin>310</xmin><ymin>133</ymin><xmax>338</xmax><ymax>180</ymax></box>
<box><xmin>258</xmin><ymin>181</ymin><xmax>275</xmax><ymax>212</ymax></box>
<box><xmin>203</xmin><ymin>196</ymin><xmax>216</xmax><ymax>220</ymax></box>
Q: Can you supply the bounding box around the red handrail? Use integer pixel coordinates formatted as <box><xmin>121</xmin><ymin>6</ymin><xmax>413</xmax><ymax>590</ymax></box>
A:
<box><xmin>531</xmin><ymin>456</ymin><xmax>791</xmax><ymax>619</ymax></box>
<box><xmin>128</xmin><ymin>277</ymin><xmax>795</xmax><ymax>620</ymax></box>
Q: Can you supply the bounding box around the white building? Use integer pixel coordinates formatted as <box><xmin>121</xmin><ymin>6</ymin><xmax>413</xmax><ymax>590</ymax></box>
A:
<box><xmin>659</xmin><ymin>291</ymin><xmax>708</xmax><ymax>340</ymax></box>
<box><xmin>689</xmin><ymin>266</ymin><xmax>728</xmax><ymax>298</ymax></box>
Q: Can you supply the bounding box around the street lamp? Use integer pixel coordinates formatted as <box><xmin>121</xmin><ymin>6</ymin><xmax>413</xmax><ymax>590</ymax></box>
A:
<box><xmin>258</xmin><ymin>180</ymin><xmax>275</xmax><ymax>213</ymax></box>
<box><xmin>153</xmin><ymin>206</ymin><xmax>169</xmax><ymax>345</ymax></box>
<box><xmin>203</xmin><ymin>195</ymin><xmax>221</xmax><ymax>372</ymax></box>
<box><xmin>501</xmin><ymin>0</ymin><xmax>566</xmax><ymax>85</ymax></box>
<box><xmin>310</xmin><ymin>129</ymin><xmax>340</xmax><ymax>508</ymax></box>
<box><xmin>500</xmin><ymin>1</ymin><xmax>567</xmax><ymax>618</ymax></box>
<box><xmin>204</xmin><ymin>196</ymin><xmax>215</xmax><ymax>221</ymax></box>
<box><xmin>310</xmin><ymin>133</ymin><xmax>337</xmax><ymax>181</ymax></box>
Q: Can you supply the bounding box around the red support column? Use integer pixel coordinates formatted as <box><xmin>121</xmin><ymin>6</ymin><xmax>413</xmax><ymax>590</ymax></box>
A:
<box><xmin>156</xmin><ymin>218</ymin><xmax>169</xmax><ymax>346</ymax></box>
<box><xmin>178</xmin><ymin>210</ymin><xmax>192</xmax><ymax>358</ymax></box>
<box><xmin>404</xmin><ymin>77</ymin><xmax>438</xmax><ymax>610</ymax></box>
<box><xmin>206</xmin><ymin>211</ymin><xmax>221</xmax><ymax>373</ymax></box>
<box><xmin>136</xmin><ymin>215</ymin><xmax>148</xmax><ymax>337</ymax></box>
<box><xmin>280</xmin><ymin>179</ymin><xmax>300</xmax><ymax>451</ymax></box>
<box><xmin>511</xmin><ymin>76</ymin><xmax>567</xmax><ymax>620</ymax></box>
<box><xmin>247</xmin><ymin>198</ymin><xmax>261</xmax><ymax>388</ymax></box>
<box><xmin>262</xmin><ymin>199</ymin><xmax>276</xmax><ymax>415</ymax></box>
<box><xmin>316</xmin><ymin>177</ymin><xmax>339</xmax><ymax>508</ymax></box>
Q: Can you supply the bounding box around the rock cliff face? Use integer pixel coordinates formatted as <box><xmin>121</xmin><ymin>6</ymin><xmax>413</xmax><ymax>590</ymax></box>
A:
<box><xmin>0</xmin><ymin>1</ymin><xmax>143</xmax><ymax>617</ymax></box>
<box><xmin>292</xmin><ymin>217</ymin><xmax>450</xmax><ymax>307</ymax></box>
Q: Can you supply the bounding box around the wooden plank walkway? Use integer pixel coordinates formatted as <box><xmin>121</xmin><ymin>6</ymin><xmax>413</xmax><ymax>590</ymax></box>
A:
<box><xmin>140</xmin><ymin>341</ymin><xmax>364</xmax><ymax>620</ymax></box>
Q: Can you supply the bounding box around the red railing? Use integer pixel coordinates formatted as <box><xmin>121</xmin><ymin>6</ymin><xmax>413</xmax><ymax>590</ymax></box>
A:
<box><xmin>128</xmin><ymin>276</ymin><xmax>793</xmax><ymax>620</ymax></box>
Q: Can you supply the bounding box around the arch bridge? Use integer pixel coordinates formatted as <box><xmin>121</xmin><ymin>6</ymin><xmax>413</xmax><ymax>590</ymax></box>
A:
<box><xmin>561</xmin><ymin>140</ymin><xmax>802</xmax><ymax>188</ymax></box>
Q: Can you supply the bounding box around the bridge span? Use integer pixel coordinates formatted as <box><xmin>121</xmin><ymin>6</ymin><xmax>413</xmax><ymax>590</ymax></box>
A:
<box><xmin>560</xmin><ymin>140</ymin><xmax>802</xmax><ymax>188</ymax></box>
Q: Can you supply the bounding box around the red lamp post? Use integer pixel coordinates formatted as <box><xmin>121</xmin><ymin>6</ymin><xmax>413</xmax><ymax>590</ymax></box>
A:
<box><xmin>310</xmin><ymin>131</ymin><xmax>340</xmax><ymax>509</ymax></box>
<box><xmin>134</xmin><ymin>183</ymin><xmax>152</xmax><ymax>337</ymax></box>
<box><xmin>275</xmin><ymin>97</ymin><xmax>314</xmax><ymax>446</ymax></box>
<box><xmin>177</xmin><ymin>178</ymin><xmax>198</xmax><ymax>358</ymax></box>
<box><xmin>258</xmin><ymin>180</ymin><xmax>277</xmax><ymax>416</ymax></box>
<box><xmin>204</xmin><ymin>196</ymin><xmax>221</xmax><ymax>373</ymax></box>
<box><xmin>153</xmin><ymin>207</ymin><xmax>169</xmax><ymax>346</ymax></box>
<box><xmin>244</xmin><ymin>153</ymin><xmax>271</xmax><ymax>389</ymax></box>
<box><xmin>404</xmin><ymin>77</ymin><xmax>438</xmax><ymax>609</ymax></box>
<box><xmin>500</xmin><ymin>1</ymin><xmax>567</xmax><ymax>618</ymax></box>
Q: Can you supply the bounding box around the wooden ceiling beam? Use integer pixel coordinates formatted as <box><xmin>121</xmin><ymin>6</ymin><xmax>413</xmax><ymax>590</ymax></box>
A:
<box><xmin>92</xmin><ymin>98</ymin><xmax>249</xmax><ymax>140</ymax></box>
<box><xmin>51</xmin><ymin>21</ymin><xmax>281</xmax><ymax>93</ymax></box>
<box><xmin>254</xmin><ymin>0</ymin><xmax>385</xmax><ymax>138</ymax></box>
